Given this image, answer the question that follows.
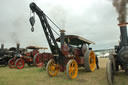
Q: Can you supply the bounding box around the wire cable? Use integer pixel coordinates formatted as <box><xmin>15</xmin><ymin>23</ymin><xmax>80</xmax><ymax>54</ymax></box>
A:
<box><xmin>51</xmin><ymin>27</ymin><xmax>60</xmax><ymax>36</ymax></box>
<box><xmin>45</xmin><ymin>14</ymin><xmax>62</xmax><ymax>31</ymax></box>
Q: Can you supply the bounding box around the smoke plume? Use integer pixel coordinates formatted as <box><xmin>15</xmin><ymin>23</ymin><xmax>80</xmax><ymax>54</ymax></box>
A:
<box><xmin>112</xmin><ymin>0</ymin><xmax>128</xmax><ymax>23</ymax></box>
<box><xmin>10</xmin><ymin>32</ymin><xmax>19</xmax><ymax>44</ymax></box>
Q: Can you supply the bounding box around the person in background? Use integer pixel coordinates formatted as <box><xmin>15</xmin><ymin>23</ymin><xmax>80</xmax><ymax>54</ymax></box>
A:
<box><xmin>96</xmin><ymin>54</ymin><xmax>99</xmax><ymax>69</ymax></box>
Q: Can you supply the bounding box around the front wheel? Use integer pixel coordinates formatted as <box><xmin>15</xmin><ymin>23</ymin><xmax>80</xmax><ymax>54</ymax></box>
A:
<box><xmin>109</xmin><ymin>55</ymin><xmax>116</xmax><ymax>74</ymax></box>
<box><xmin>8</xmin><ymin>58</ymin><xmax>16</xmax><ymax>68</ymax></box>
<box><xmin>66</xmin><ymin>59</ymin><xmax>78</xmax><ymax>79</ymax></box>
<box><xmin>106</xmin><ymin>60</ymin><xmax>114</xmax><ymax>85</ymax></box>
<box><xmin>33</xmin><ymin>53</ymin><xmax>44</xmax><ymax>67</ymax></box>
<box><xmin>46</xmin><ymin>59</ymin><xmax>59</xmax><ymax>77</ymax></box>
<box><xmin>15</xmin><ymin>58</ymin><xmax>25</xmax><ymax>69</ymax></box>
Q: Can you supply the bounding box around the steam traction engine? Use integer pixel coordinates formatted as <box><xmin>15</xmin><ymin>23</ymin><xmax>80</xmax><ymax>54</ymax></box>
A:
<box><xmin>8</xmin><ymin>44</ymin><xmax>26</xmax><ymax>69</ymax></box>
<box><xmin>0</xmin><ymin>44</ymin><xmax>13</xmax><ymax>66</ymax></box>
<box><xmin>8</xmin><ymin>45</ymin><xmax>53</xmax><ymax>69</ymax></box>
<box><xmin>106</xmin><ymin>23</ymin><xmax>128</xmax><ymax>85</ymax></box>
<box><xmin>24</xmin><ymin>46</ymin><xmax>53</xmax><ymax>68</ymax></box>
<box><xmin>29</xmin><ymin>2</ymin><xmax>96</xmax><ymax>79</ymax></box>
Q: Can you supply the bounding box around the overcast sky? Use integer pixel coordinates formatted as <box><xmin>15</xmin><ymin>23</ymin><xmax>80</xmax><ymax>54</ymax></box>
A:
<box><xmin>0</xmin><ymin>0</ymin><xmax>123</xmax><ymax>51</ymax></box>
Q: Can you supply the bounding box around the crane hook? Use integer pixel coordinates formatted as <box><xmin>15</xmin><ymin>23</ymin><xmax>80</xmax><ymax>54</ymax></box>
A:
<box><xmin>29</xmin><ymin>12</ymin><xmax>35</xmax><ymax>32</ymax></box>
<box><xmin>31</xmin><ymin>27</ymin><xmax>34</xmax><ymax>32</ymax></box>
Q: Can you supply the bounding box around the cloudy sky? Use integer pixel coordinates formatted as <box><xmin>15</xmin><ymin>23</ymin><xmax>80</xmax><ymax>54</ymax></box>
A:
<box><xmin>0</xmin><ymin>0</ymin><xmax>123</xmax><ymax>51</ymax></box>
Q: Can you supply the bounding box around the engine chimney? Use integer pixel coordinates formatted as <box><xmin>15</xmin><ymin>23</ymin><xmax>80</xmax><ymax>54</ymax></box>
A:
<box><xmin>1</xmin><ymin>44</ymin><xmax>4</xmax><ymax>50</ymax></box>
<box><xmin>60</xmin><ymin>30</ymin><xmax>65</xmax><ymax>48</ymax></box>
<box><xmin>16</xmin><ymin>43</ymin><xmax>20</xmax><ymax>53</ymax></box>
<box><xmin>118</xmin><ymin>23</ymin><xmax>128</xmax><ymax>46</ymax></box>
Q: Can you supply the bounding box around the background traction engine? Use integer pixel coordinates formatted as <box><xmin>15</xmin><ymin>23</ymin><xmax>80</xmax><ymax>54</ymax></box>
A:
<box><xmin>8</xmin><ymin>44</ymin><xmax>24</xmax><ymax>68</ymax></box>
<box><xmin>106</xmin><ymin>23</ymin><xmax>128</xmax><ymax>85</ymax></box>
<box><xmin>24</xmin><ymin>46</ymin><xmax>53</xmax><ymax>68</ymax></box>
<box><xmin>8</xmin><ymin>45</ymin><xmax>53</xmax><ymax>69</ymax></box>
<box><xmin>0</xmin><ymin>44</ymin><xmax>13</xmax><ymax>66</ymax></box>
<box><xmin>29</xmin><ymin>2</ymin><xmax>96</xmax><ymax>79</ymax></box>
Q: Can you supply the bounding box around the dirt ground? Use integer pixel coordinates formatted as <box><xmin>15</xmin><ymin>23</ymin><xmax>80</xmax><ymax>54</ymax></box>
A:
<box><xmin>0</xmin><ymin>58</ymin><xmax>128</xmax><ymax>85</ymax></box>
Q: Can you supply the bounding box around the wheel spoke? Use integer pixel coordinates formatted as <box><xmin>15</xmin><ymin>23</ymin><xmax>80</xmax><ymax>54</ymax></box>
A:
<box><xmin>66</xmin><ymin>59</ymin><xmax>78</xmax><ymax>79</ymax></box>
<box><xmin>47</xmin><ymin>59</ymin><xmax>59</xmax><ymax>77</ymax></box>
<box><xmin>69</xmin><ymin>68</ymin><xmax>72</xmax><ymax>73</ymax></box>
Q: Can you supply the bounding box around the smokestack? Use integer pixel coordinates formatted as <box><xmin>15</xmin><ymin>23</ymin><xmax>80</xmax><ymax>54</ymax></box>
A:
<box><xmin>118</xmin><ymin>23</ymin><xmax>128</xmax><ymax>46</ymax></box>
<box><xmin>16</xmin><ymin>43</ymin><xmax>20</xmax><ymax>53</ymax></box>
<box><xmin>60</xmin><ymin>30</ymin><xmax>65</xmax><ymax>49</ymax></box>
<box><xmin>1</xmin><ymin>44</ymin><xmax>4</xmax><ymax>50</ymax></box>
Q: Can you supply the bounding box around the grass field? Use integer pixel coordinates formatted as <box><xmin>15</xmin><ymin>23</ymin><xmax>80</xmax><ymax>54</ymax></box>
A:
<box><xmin>0</xmin><ymin>58</ymin><xmax>128</xmax><ymax>85</ymax></box>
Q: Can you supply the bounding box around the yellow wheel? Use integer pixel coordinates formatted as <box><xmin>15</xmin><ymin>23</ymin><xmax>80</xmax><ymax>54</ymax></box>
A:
<box><xmin>84</xmin><ymin>50</ymin><xmax>96</xmax><ymax>72</ymax></box>
<box><xmin>46</xmin><ymin>59</ymin><xmax>59</xmax><ymax>77</ymax></box>
<box><xmin>66</xmin><ymin>59</ymin><xmax>78</xmax><ymax>79</ymax></box>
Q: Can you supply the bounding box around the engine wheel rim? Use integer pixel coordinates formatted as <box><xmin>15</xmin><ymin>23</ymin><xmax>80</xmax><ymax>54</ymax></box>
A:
<box><xmin>68</xmin><ymin>60</ymin><xmax>78</xmax><ymax>79</ymax></box>
<box><xmin>16</xmin><ymin>59</ymin><xmax>24</xmax><ymax>69</ymax></box>
<box><xmin>35</xmin><ymin>54</ymin><xmax>43</xmax><ymax>67</ymax></box>
<box><xmin>106</xmin><ymin>60</ymin><xmax>114</xmax><ymax>85</ymax></box>
<box><xmin>89</xmin><ymin>51</ymin><xmax>96</xmax><ymax>71</ymax></box>
<box><xmin>8</xmin><ymin>58</ymin><xmax>16</xmax><ymax>68</ymax></box>
<box><xmin>47</xmin><ymin>60</ymin><xmax>58</xmax><ymax>77</ymax></box>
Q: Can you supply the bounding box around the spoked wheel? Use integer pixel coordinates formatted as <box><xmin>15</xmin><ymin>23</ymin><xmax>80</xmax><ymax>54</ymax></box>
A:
<box><xmin>8</xmin><ymin>58</ymin><xmax>16</xmax><ymax>68</ymax></box>
<box><xmin>66</xmin><ymin>59</ymin><xmax>78</xmax><ymax>79</ymax></box>
<box><xmin>84</xmin><ymin>50</ymin><xmax>96</xmax><ymax>72</ymax></box>
<box><xmin>106</xmin><ymin>60</ymin><xmax>114</xmax><ymax>85</ymax></box>
<box><xmin>33</xmin><ymin>53</ymin><xmax>44</xmax><ymax>67</ymax></box>
<box><xmin>15</xmin><ymin>58</ymin><xmax>25</xmax><ymax>69</ymax></box>
<box><xmin>46</xmin><ymin>59</ymin><xmax>59</xmax><ymax>77</ymax></box>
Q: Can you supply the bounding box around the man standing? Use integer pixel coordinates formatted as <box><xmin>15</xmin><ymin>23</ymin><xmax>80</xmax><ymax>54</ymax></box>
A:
<box><xmin>96</xmin><ymin>55</ymin><xmax>99</xmax><ymax>69</ymax></box>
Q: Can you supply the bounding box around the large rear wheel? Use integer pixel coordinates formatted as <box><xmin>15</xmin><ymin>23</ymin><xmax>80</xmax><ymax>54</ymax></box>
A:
<box><xmin>106</xmin><ymin>60</ymin><xmax>114</xmax><ymax>85</ymax></box>
<box><xmin>66</xmin><ymin>59</ymin><xmax>78</xmax><ymax>79</ymax></box>
<box><xmin>84</xmin><ymin>50</ymin><xmax>96</xmax><ymax>72</ymax></box>
<box><xmin>8</xmin><ymin>58</ymin><xmax>16</xmax><ymax>68</ymax></box>
<box><xmin>33</xmin><ymin>53</ymin><xmax>44</xmax><ymax>67</ymax></box>
<box><xmin>15</xmin><ymin>58</ymin><xmax>25</xmax><ymax>69</ymax></box>
<box><xmin>46</xmin><ymin>59</ymin><xmax>59</xmax><ymax>77</ymax></box>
